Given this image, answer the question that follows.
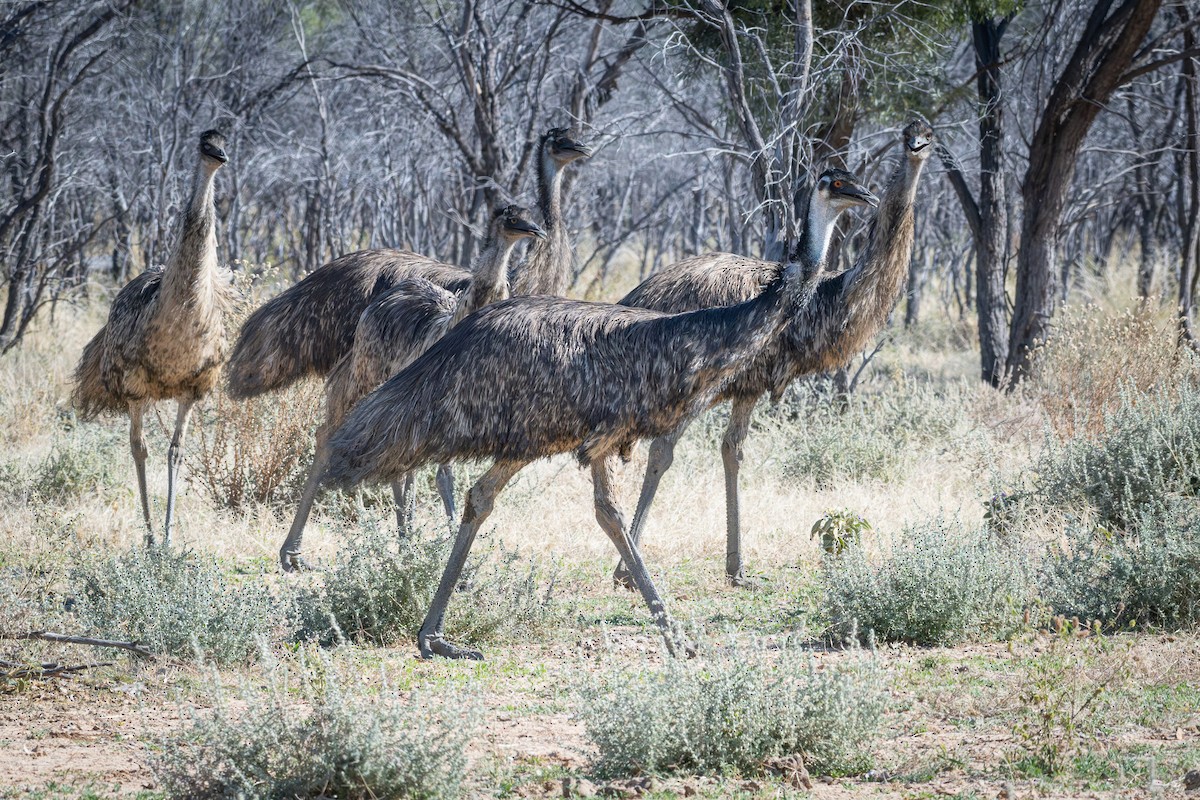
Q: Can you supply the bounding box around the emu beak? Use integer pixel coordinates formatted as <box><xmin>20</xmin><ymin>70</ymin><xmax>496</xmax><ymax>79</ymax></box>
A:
<box><xmin>510</xmin><ymin>219</ymin><xmax>548</xmax><ymax>240</ymax></box>
<box><xmin>907</xmin><ymin>135</ymin><xmax>931</xmax><ymax>154</ymax></box>
<box><xmin>848</xmin><ymin>184</ymin><xmax>880</xmax><ymax>208</ymax></box>
<box><xmin>559</xmin><ymin>139</ymin><xmax>593</xmax><ymax>158</ymax></box>
<box><xmin>202</xmin><ymin>143</ymin><xmax>228</xmax><ymax>163</ymax></box>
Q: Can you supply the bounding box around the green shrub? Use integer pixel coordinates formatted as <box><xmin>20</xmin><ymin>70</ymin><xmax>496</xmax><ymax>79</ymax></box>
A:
<box><xmin>154</xmin><ymin>652</ymin><xmax>472</xmax><ymax>799</ymax></box>
<box><xmin>1036</xmin><ymin>383</ymin><xmax>1200</xmax><ymax>529</ymax></box>
<box><xmin>773</xmin><ymin>381</ymin><xmax>968</xmax><ymax>486</ymax></box>
<box><xmin>821</xmin><ymin>520</ymin><xmax>1033</xmax><ymax>646</ymax></box>
<box><xmin>577</xmin><ymin>642</ymin><xmax>886</xmax><ymax>778</ymax></box>
<box><xmin>73</xmin><ymin>547</ymin><xmax>278</xmax><ymax>665</ymax></box>
<box><xmin>293</xmin><ymin>523</ymin><xmax>557</xmax><ymax>648</ymax></box>
<box><xmin>1041</xmin><ymin>504</ymin><xmax>1200</xmax><ymax>630</ymax></box>
<box><xmin>32</xmin><ymin>427</ymin><xmax>123</xmax><ymax>501</ymax></box>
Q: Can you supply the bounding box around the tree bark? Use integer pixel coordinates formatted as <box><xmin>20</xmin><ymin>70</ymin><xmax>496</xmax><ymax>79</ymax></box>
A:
<box><xmin>1006</xmin><ymin>0</ymin><xmax>1162</xmax><ymax>383</ymax></box>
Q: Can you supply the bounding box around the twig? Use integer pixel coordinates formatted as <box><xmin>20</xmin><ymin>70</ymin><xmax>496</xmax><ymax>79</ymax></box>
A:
<box><xmin>0</xmin><ymin>658</ymin><xmax>115</xmax><ymax>679</ymax></box>
<box><xmin>2</xmin><ymin>631</ymin><xmax>156</xmax><ymax>659</ymax></box>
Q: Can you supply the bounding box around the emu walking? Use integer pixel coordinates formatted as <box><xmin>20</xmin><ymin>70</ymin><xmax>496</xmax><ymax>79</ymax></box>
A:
<box><xmin>320</xmin><ymin>170</ymin><xmax>875</xmax><ymax>659</ymax></box>
<box><xmin>279</xmin><ymin>206</ymin><xmax>546</xmax><ymax>572</ymax></box>
<box><xmin>615</xmin><ymin>118</ymin><xmax>934</xmax><ymax>585</ymax></box>
<box><xmin>73</xmin><ymin>130</ymin><xmax>234</xmax><ymax>546</ymax></box>
<box><xmin>225</xmin><ymin>127</ymin><xmax>590</xmax><ymax>399</ymax></box>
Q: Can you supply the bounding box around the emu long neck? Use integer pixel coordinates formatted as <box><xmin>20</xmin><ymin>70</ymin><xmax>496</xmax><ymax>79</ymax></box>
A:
<box><xmin>451</xmin><ymin>236</ymin><xmax>515</xmax><ymax>327</ymax></box>
<box><xmin>794</xmin><ymin>191</ymin><xmax>840</xmax><ymax>289</ymax></box>
<box><xmin>513</xmin><ymin>145</ymin><xmax>568</xmax><ymax>295</ymax></box>
<box><xmin>840</xmin><ymin>152</ymin><xmax>925</xmax><ymax>300</ymax></box>
<box><xmin>160</xmin><ymin>160</ymin><xmax>219</xmax><ymax>305</ymax></box>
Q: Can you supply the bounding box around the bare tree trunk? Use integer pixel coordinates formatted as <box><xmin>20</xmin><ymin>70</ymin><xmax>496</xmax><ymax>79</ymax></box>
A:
<box><xmin>1006</xmin><ymin>0</ymin><xmax>1162</xmax><ymax>383</ymax></box>
<box><xmin>1179</xmin><ymin>15</ymin><xmax>1200</xmax><ymax>345</ymax></box>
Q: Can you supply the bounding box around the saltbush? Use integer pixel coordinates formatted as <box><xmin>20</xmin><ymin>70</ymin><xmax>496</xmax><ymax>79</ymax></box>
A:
<box><xmin>293</xmin><ymin>523</ymin><xmax>557</xmax><ymax>648</ymax></box>
<box><xmin>154</xmin><ymin>653</ymin><xmax>472</xmax><ymax>799</ymax></box>
<box><xmin>74</xmin><ymin>547</ymin><xmax>278</xmax><ymax>664</ymax></box>
<box><xmin>31</xmin><ymin>426</ymin><xmax>123</xmax><ymax>501</ymax></box>
<box><xmin>578</xmin><ymin>642</ymin><xmax>886</xmax><ymax>778</ymax></box>
<box><xmin>1042</xmin><ymin>504</ymin><xmax>1200</xmax><ymax>630</ymax></box>
<box><xmin>821</xmin><ymin>520</ymin><xmax>1033</xmax><ymax>646</ymax></box>
<box><xmin>1036</xmin><ymin>383</ymin><xmax>1200</xmax><ymax>529</ymax></box>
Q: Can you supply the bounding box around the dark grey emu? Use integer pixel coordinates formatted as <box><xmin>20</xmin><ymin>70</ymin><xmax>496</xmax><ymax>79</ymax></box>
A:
<box><xmin>73</xmin><ymin>130</ymin><xmax>235</xmax><ymax>547</ymax></box>
<box><xmin>279</xmin><ymin>206</ymin><xmax>546</xmax><ymax>572</ymax></box>
<box><xmin>615</xmin><ymin>118</ymin><xmax>934</xmax><ymax>586</ymax></box>
<box><xmin>319</xmin><ymin>171</ymin><xmax>876</xmax><ymax>660</ymax></box>
<box><xmin>226</xmin><ymin>127</ymin><xmax>590</xmax><ymax>526</ymax></box>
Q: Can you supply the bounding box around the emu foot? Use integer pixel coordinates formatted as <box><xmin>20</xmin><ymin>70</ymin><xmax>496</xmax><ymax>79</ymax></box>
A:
<box><xmin>419</xmin><ymin>634</ymin><xmax>484</xmax><ymax>661</ymax></box>
<box><xmin>612</xmin><ymin>562</ymin><xmax>638</xmax><ymax>592</ymax></box>
<box><xmin>280</xmin><ymin>549</ymin><xmax>314</xmax><ymax>574</ymax></box>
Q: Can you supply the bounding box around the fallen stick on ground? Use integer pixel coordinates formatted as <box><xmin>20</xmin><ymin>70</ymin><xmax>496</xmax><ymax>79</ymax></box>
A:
<box><xmin>0</xmin><ymin>658</ymin><xmax>115</xmax><ymax>679</ymax></box>
<box><xmin>1</xmin><ymin>631</ymin><xmax>156</xmax><ymax>659</ymax></box>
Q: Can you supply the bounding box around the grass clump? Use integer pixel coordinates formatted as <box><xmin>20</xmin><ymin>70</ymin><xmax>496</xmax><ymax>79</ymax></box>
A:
<box><xmin>1042</xmin><ymin>504</ymin><xmax>1200</xmax><ymax>630</ymax></box>
<box><xmin>821</xmin><ymin>520</ymin><xmax>1033</xmax><ymax>646</ymax></box>
<box><xmin>773</xmin><ymin>380</ymin><xmax>968</xmax><ymax>486</ymax></box>
<box><xmin>578</xmin><ymin>641</ymin><xmax>886</xmax><ymax>779</ymax></box>
<box><xmin>31</xmin><ymin>425</ymin><xmax>124</xmax><ymax>501</ymax></box>
<box><xmin>293</xmin><ymin>522</ymin><xmax>557</xmax><ymax>648</ymax></box>
<box><xmin>154</xmin><ymin>651</ymin><xmax>473</xmax><ymax>799</ymax></box>
<box><xmin>1036</xmin><ymin>383</ymin><xmax>1200</xmax><ymax>529</ymax></box>
<box><xmin>74</xmin><ymin>547</ymin><xmax>278</xmax><ymax>665</ymax></box>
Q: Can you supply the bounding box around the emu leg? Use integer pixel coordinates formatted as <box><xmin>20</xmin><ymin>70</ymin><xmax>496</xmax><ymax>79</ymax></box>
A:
<box><xmin>279</xmin><ymin>424</ymin><xmax>332</xmax><ymax>573</ymax></box>
<box><xmin>418</xmin><ymin>459</ymin><xmax>526</xmax><ymax>660</ymax></box>
<box><xmin>392</xmin><ymin>472</ymin><xmax>416</xmax><ymax>537</ymax></box>
<box><xmin>435</xmin><ymin>463</ymin><xmax>456</xmax><ymax>529</ymax></box>
<box><xmin>593</xmin><ymin>457</ymin><xmax>692</xmax><ymax>657</ymax></box>
<box><xmin>129</xmin><ymin>402</ymin><xmax>153</xmax><ymax>547</ymax></box>
<box><xmin>163</xmin><ymin>399</ymin><xmax>195</xmax><ymax>548</ymax></box>
<box><xmin>613</xmin><ymin>422</ymin><xmax>688</xmax><ymax>590</ymax></box>
<box><xmin>721</xmin><ymin>396</ymin><xmax>756</xmax><ymax>586</ymax></box>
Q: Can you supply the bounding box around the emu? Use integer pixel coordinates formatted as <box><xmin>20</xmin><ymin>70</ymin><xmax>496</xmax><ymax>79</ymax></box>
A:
<box><xmin>614</xmin><ymin>118</ymin><xmax>934</xmax><ymax>586</ymax></box>
<box><xmin>225</xmin><ymin>127</ymin><xmax>590</xmax><ymax>399</ymax></box>
<box><xmin>319</xmin><ymin>170</ymin><xmax>876</xmax><ymax>660</ymax></box>
<box><xmin>73</xmin><ymin>130</ymin><xmax>235</xmax><ymax>547</ymax></box>
<box><xmin>279</xmin><ymin>205</ymin><xmax>546</xmax><ymax>572</ymax></box>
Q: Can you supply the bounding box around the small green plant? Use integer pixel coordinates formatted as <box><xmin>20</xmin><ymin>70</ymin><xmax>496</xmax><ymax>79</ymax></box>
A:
<box><xmin>31</xmin><ymin>426</ymin><xmax>123</xmax><ymax>501</ymax></box>
<box><xmin>292</xmin><ymin>522</ymin><xmax>557</xmax><ymax>648</ymax></box>
<box><xmin>821</xmin><ymin>519</ymin><xmax>1033</xmax><ymax>646</ymax></box>
<box><xmin>1010</xmin><ymin>634</ymin><xmax>1131</xmax><ymax>776</ymax></box>
<box><xmin>811</xmin><ymin>509</ymin><xmax>871</xmax><ymax>555</ymax></box>
<box><xmin>1041</xmin><ymin>504</ymin><xmax>1200</xmax><ymax>630</ymax></box>
<box><xmin>982</xmin><ymin>489</ymin><xmax>1027</xmax><ymax>536</ymax></box>
<box><xmin>73</xmin><ymin>547</ymin><xmax>279</xmax><ymax>665</ymax></box>
<box><xmin>154</xmin><ymin>650</ymin><xmax>473</xmax><ymax>799</ymax></box>
<box><xmin>577</xmin><ymin>640</ymin><xmax>887</xmax><ymax>778</ymax></box>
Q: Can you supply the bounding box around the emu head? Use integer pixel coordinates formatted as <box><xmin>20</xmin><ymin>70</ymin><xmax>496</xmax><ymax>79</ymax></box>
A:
<box><xmin>903</xmin><ymin>117</ymin><xmax>934</xmax><ymax>160</ymax></box>
<box><xmin>814</xmin><ymin>168</ymin><xmax>878</xmax><ymax>212</ymax></box>
<box><xmin>492</xmin><ymin>204</ymin><xmax>547</xmax><ymax>243</ymax></box>
<box><xmin>199</xmin><ymin>129</ymin><xmax>228</xmax><ymax>169</ymax></box>
<box><xmin>543</xmin><ymin>126</ymin><xmax>593</xmax><ymax>165</ymax></box>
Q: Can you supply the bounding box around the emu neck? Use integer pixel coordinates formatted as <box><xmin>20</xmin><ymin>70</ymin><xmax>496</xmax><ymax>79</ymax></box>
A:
<box><xmin>160</xmin><ymin>161</ymin><xmax>219</xmax><ymax>306</ymax></box>
<box><xmin>453</xmin><ymin>236</ymin><xmax>515</xmax><ymax>327</ymax></box>
<box><xmin>514</xmin><ymin>146</ymin><xmax>567</xmax><ymax>295</ymax></box>
<box><xmin>795</xmin><ymin>193</ymin><xmax>839</xmax><ymax>282</ymax></box>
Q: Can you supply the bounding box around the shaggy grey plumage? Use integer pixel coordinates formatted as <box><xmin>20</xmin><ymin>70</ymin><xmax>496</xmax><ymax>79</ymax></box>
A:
<box><xmin>510</xmin><ymin>127</ymin><xmax>592</xmax><ymax>296</ymax></box>
<box><xmin>317</xmin><ymin>169</ymin><xmax>872</xmax><ymax>659</ymax></box>
<box><xmin>72</xmin><ymin>130</ymin><xmax>235</xmax><ymax>547</ymax></box>
<box><xmin>225</xmin><ymin>251</ymin><xmax>470</xmax><ymax>399</ymax></box>
<box><xmin>278</xmin><ymin>206</ymin><xmax>546</xmax><ymax>572</ymax></box>
<box><xmin>616</xmin><ymin>119</ymin><xmax>935</xmax><ymax>584</ymax></box>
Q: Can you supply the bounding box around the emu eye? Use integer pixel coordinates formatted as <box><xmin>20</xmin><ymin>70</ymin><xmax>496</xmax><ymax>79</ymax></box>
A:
<box><xmin>833</xmin><ymin>180</ymin><xmax>844</xmax><ymax>189</ymax></box>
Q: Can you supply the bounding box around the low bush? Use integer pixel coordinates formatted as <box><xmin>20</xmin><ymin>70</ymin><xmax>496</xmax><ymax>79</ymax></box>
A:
<box><xmin>578</xmin><ymin>642</ymin><xmax>886</xmax><ymax>778</ymax></box>
<box><xmin>31</xmin><ymin>426</ymin><xmax>124</xmax><ymax>501</ymax></box>
<box><xmin>293</xmin><ymin>522</ymin><xmax>557</xmax><ymax>648</ymax></box>
<box><xmin>772</xmin><ymin>380</ymin><xmax>969</xmax><ymax>486</ymax></box>
<box><xmin>821</xmin><ymin>520</ymin><xmax>1033</xmax><ymax>646</ymax></box>
<box><xmin>154</xmin><ymin>652</ymin><xmax>473</xmax><ymax>799</ymax></box>
<box><xmin>73</xmin><ymin>547</ymin><xmax>278</xmax><ymax>664</ymax></box>
<box><xmin>1036</xmin><ymin>383</ymin><xmax>1200</xmax><ymax>529</ymax></box>
<box><xmin>1042</xmin><ymin>504</ymin><xmax>1200</xmax><ymax>630</ymax></box>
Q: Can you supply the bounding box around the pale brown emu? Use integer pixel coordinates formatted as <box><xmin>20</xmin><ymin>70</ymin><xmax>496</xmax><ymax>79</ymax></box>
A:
<box><xmin>615</xmin><ymin>118</ymin><xmax>934</xmax><ymax>585</ymax></box>
<box><xmin>279</xmin><ymin>206</ymin><xmax>547</xmax><ymax>572</ymax></box>
<box><xmin>73</xmin><ymin>130</ymin><xmax>234</xmax><ymax>546</ymax></box>
<box><xmin>512</xmin><ymin>127</ymin><xmax>593</xmax><ymax>296</ymax></box>
<box><xmin>319</xmin><ymin>171</ymin><xmax>875</xmax><ymax>660</ymax></box>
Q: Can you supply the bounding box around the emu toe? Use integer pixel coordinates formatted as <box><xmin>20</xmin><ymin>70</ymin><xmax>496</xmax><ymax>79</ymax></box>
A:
<box><xmin>421</xmin><ymin>635</ymin><xmax>484</xmax><ymax>661</ymax></box>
